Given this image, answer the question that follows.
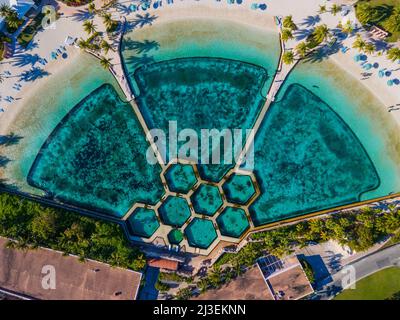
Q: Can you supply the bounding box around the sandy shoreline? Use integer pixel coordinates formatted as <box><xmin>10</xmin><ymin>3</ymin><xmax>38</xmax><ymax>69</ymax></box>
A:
<box><xmin>0</xmin><ymin>0</ymin><xmax>399</xmax><ymax>187</ymax></box>
<box><xmin>0</xmin><ymin>47</ymin><xmax>81</xmax><ymax>135</ymax></box>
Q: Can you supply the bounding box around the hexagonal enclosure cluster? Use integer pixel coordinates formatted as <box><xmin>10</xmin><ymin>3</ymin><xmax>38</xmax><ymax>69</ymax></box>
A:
<box><xmin>217</xmin><ymin>207</ymin><xmax>249</xmax><ymax>238</ymax></box>
<box><xmin>222</xmin><ymin>174</ymin><xmax>256</xmax><ymax>204</ymax></box>
<box><xmin>191</xmin><ymin>183</ymin><xmax>223</xmax><ymax>216</ymax></box>
<box><xmin>127</xmin><ymin>208</ymin><xmax>160</xmax><ymax>238</ymax></box>
<box><xmin>158</xmin><ymin>196</ymin><xmax>191</xmax><ymax>227</ymax></box>
<box><xmin>126</xmin><ymin>164</ymin><xmax>260</xmax><ymax>253</ymax></box>
<box><xmin>165</xmin><ymin>163</ymin><xmax>197</xmax><ymax>193</ymax></box>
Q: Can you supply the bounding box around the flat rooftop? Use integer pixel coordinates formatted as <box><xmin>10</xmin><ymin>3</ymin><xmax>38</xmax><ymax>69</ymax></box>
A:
<box><xmin>266</xmin><ymin>260</ymin><xmax>314</xmax><ymax>300</ymax></box>
<box><xmin>194</xmin><ymin>266</ymin><xmax>274</xmax><ymax>300</ymax></box>
<box><xmin>0</xmin><ymin>237</ymin><xmax>142</xmax><ymax>300</ymax></box>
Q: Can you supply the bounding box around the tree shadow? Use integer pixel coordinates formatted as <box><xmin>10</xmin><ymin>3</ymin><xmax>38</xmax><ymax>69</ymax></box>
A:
<box><xmin>303</xmin><ymin>40</ymin><xmax>342</xmax><ymax>64</ymax></box>
<box><xmin>0</xmin><ymin>155</ymin><xmax>11</xmax><ymax>168</ymax></box>
<box><xmin>114</xmin><ymin>3</ymin><xmax>131</xmax><ymax>15</ymax></box>
<box><xmin>19</xmin><ymin>67</ymin><xmax>50</xmax><ymax>82</ymax></box>
<box><xmin>71</xmin><ymin>9</ymin><xmax>94</xmax><ymax>22</ymax></box>
<box><xmin>370</xmin><ymin>38</ymin><xmax>391</xmax><ymax>52</ymax></box>
<box><xmin>129</xmin><ymin>13</ymin><xmax>158</xmax><ymax>30</ymax></box>
<box><xmin>126</xmin><ymin>54</ymin><xmax>155</xmax><ymax>69</ymax></box>
<box><xmin>301</xmin><ymin>15</ymin><xmax>320</xmax><ymax>27</ymax></box>
<box><xmin>123</xmin><ymin>39</ymin><xmax>160</xmax><ymax>54</ymax></box>
<box><xmin>11</xmin><ymin>53</ymin><xmax>41</xmax><ymax>68</ymax></box>
<box><xmin>294</xmin><ymin>28</ymin><xmax>313</xmax><ymax>41</ymax></box>
<box><xmin>0</xmin><ymin>133</ymin><xmax>23</xmax><ymax>146</ymax></box>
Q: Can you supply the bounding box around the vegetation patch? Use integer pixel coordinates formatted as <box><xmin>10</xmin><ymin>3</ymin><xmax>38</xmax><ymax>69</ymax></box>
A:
<box><xmin>214</xmin><ymin>205</ymin><xmax>400</xmax><ymax>270</ymax></box>
<box><xmin>356</xmin><ymin>0</ymin><xmax>400</xmax><ymax>42</ymax></box>
<box><xmin>0</xmin><ymin>192</ymin><xmax>146</xmax><ymax>271</ymax></box>
<box><xmin>335</xmin><ymin>267</ymin><xmax>400</xmax><ymax>300</ymax></box>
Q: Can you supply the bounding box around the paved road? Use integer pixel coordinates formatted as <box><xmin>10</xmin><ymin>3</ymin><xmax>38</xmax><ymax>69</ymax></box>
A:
<box><xmin>312</xmin><ymin>244</ymin><xmax>400</xmax><ymax>300</ymax></box>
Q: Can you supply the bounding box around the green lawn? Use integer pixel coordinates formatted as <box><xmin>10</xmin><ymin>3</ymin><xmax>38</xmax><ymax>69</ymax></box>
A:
<box><xmin>356</xmin><ymin>0</ymin><xmax>400</xmax><ymax>42</ymax></box>
<box><xmin>335</xmin><ymin>267</ymin><xmax>400</xmax><ymax>300</ymax></box>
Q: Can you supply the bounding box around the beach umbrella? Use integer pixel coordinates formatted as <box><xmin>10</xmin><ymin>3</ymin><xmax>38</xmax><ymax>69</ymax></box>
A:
<box><xmin>385</xmin><ymin>71</ymin><xmax>392</xmax><ymax>77</ymax></box>
<box><xmin>236</xmin><ymin>0</ymin><xmax>243</xmax><ymax>4</ymax></box>
<box><xmin>393</xmin><ymin>79</ymin><xmax>399</xmax><ymax>85</ymax></box>
<box><xmin>259</xmin><ymin>3</ymin><xmax>267</xmax><ymax>10</ymax></box>
<box><xmin>251</xmin><ymin>3</ymin><xmax>258</xmax><ymax>9</ymax></box>
<box><xmin>373</xmin><ymin>62</ymin><xmax>379</xmax><ymax>69</ymax></box>
<box><xmin>353</xmin><ymin>54</ymin><xmax>360</xmax><ymax>62</ymax></box>
<box><xmin>387</xmin><ymin>80</ymin><xmax>393</xmax><ymax>86</ymax></box>
<box><xmin>378</xmin><ymin>70</ymin><xmax>385</xmax><ymax>78</ymax></box>
<box><xmin>363</xmin><ymin>63</ymin><xmax>372</xmax><ymax>70</ymax></box>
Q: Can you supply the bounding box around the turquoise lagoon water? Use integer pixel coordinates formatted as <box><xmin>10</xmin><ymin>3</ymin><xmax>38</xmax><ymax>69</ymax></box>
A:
<box><xmin>133</xmin><ymin>58</ymin><xmax>267</xmax><ymax>181</ymax></box>
<box><xmin>249</xmin><ymin>84</ymin><xmax>380</xmax><ymax>226</ymax></box>
<box><xmin>121</xmin><ymin>19</ymin><xmax>281</xmax><ymax>181</ymax></box>
<box><xmin>1</xmin><ymin>54</ymin><xmax>125</xmax><ymax>194</ymax></box>
<box><xmin>121</xmin><ymin>18</ymin><xmax>400</xmax><ymax>227</ymax></box>
<box><xmin>28</xmin><ymin>84</ymin><xmax>164</xmax><ymax>217</ymax></box>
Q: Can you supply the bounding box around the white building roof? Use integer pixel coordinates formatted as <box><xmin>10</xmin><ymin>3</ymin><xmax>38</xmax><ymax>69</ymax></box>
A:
<box><xmin>0</xmin><ymin>0</ymin><xmax>34</xmax><ymax>28</ymax></box>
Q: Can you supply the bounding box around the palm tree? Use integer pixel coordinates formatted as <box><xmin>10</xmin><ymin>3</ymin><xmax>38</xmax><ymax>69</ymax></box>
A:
<box><xmin>341</xmin><ymin>20</ymin><xmax>354</xmax><ymax>34</ymax></box>
<box><xmin>312</xmin><ymin>24</ymin><xmax>330</xmax><ymax>44</ymax></box>
<box><xmin>282</xmin><ymin>50</ymin><xmax>294</xmax><ymax>65</ymax></box>
<box><xmin>88</xmin><ymin>3</ymin><xmax>96</xmax><ymax>14</ymax></box>
<box><xmin>331</xmin><ymin>4</ymin><xmax>342</xmax><ymax>16</ymax></box>
<box><xmin>197</xmin><ymin>279</ymin><xmax>209</xmax><ymax>294</ymax></box>
<box><xmin>387</xmin><ymin>47</ymin><xmax>400</xmax><ymax>62</ymax></box>
<box><xmin>0</xmin><ymin>4</ymin><xmax>12</xmax><ymax>17</ymax></box>
<box><xmin>100</xmin><ymin>40</ymin><xmax>113</xmax><ymax>54</ymax></box>
<box><xmin>99</xmin><ymin>56</ymin><xmax>112</xmax><ymax>69</ymax></box>
<box><xmin>384</xmin><ymin>6</ymin><xmax>400</xmax><ymax>33</ymax></box>
<box><xmin>283</xmin><ymin>15</ymin><xmax>297</xmax><ymax>31</ymax></box>
<box><xmin>364</xmin><ymin>42</ymin><xmax>375</xmax><ymax>55</ymax></box>
<box><xmin>352</xmin><ymin>35</ymin><xmax>366</xmax><ymax>52</ymax></box>
<box><xmin>102</xmin><ymin>12</ymin><xmax>113</xmax><ymax>30</ymax></box>
<box><xmin>77</xmin><ymin>38</ymin><xmax>89</xmax><ymax>50</ymax></box>
<box><xmin>83</xmin><ymin>20</ymin><xmax>96</xmax><ymax>35</ymax></box>
<box><xmin>356</xmin><ymin>3</ymin><xmax>377</xmax><ymax>25</ymax></box>
<box><xmin>281</xmin><ymin>28</ymin><xmax>294</xmax><ymax>42</ymax></box>
<box><xmin>6</xmin><ymin>14</ymin><xmax>21</xmax><ymax>30</ymax></box>
<box><xmin>295</xmin><ymin>41</ymin><xmax>308</xmax><ymax>58</ymax></box>
<box><xmin>318</xmin><ymin>5</ymin><xmax>327</xmax><ymax>14</ymax></box>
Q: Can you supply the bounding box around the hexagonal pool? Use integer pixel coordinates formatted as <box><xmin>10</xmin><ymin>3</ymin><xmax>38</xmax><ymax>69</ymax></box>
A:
<box><xmin>159</xmin><ymin>196</ymin><xmax>191</xmax><ymax>227</ymax></box>
<box><xmin>127</xmin><ymin>208</ymin><xmax>160</xmax><ymax>238</ymax></box>
<box><xmin>184</xmin><ymin>218</ymin><xmax>217</xmax><ymax>249</ymax></box>
<box><xmin>217</xmin><ymin>207</ymin><xmax>249</xmax><ymax>238</ymax></box>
